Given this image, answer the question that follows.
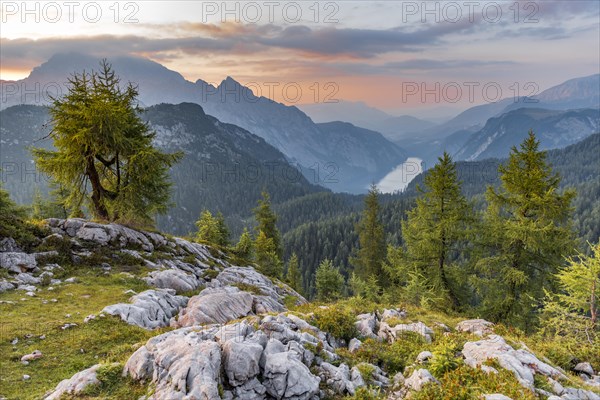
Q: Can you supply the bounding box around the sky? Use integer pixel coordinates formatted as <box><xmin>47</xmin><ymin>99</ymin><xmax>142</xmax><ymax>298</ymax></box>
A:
<box><xmin>1</xmin><ymin>0</ymin><xmax>599</xmax><ymax>114</ymax></box>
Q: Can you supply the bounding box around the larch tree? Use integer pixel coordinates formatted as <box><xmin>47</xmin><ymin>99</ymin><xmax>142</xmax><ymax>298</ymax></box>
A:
<box><xmin>351</xmin><ymin>184</ymin><xmax>387</xmax><ymax>286</ymax></box>
<box><xmin>32</xmin><ymin>60</ymin><xmax>181</xmax><ymax>226</ymax></box>
<box><xmin>399</xmin><ymin>152</ymin><xmax>474</xmax><ymax>309</ymax></box>
<box><xmin>234</xmin><ymin>228</ymin><xmax>254</xmax><ymax>259</ymax></box>
<box><xmin>476</xmin><ymin>131</ymin><xmax>576</xmax><ymax>328</ymax></box>
<box><xmin>542</xmin><ymin>241</ymin><xmax>600</xmax><ymax>344</ymax></box>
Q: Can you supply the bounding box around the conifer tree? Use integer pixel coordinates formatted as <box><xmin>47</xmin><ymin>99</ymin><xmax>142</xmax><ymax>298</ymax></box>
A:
<box><xmin>315</xmin><ymin>258</ymin><xmax>344</xmax><ymax>301</ymax></box>
<box><xmin>399</xmin><ymin>152</ymin><xmax>474</xmax><ymax>309</ymax></box>
<box><xmin>351</xmin><ymin>184</ymin><xmax>386</xmax><ymax>285</ymax></box>
<box><xmin>476</xmin><ymin>131</ymin><xmax>576</xmax><ymax>328</ymax></box>
<box><xmin>215</xmin><ymin>212</ymin><xmax>230</xmax><ymax>246</ymax></box>
<box><xmin>195</xmin><ymin>210</ymin><xmax>220</xmax><ymax>244</ymax></box>
<box><xmin>32</xmin><ymin>60</ymin><xmax>181</xmax><ymax>225</ymax></box>
<box><xmin>542</xmin><ymin>241</ymin><xmax>600</xmax><ymax>342</ymax></box>
<box><xmin>255</xmin><ymin>230</ymin><xmax>283</xmax><ymax>278</ymax></box>
<box><xmin>286</xmin><ymin>253</ymin><xmax>303</xmax><ymax>293</ymax></box>
<box><xmin>253</xmin><ymin>191</ymin><xmax>282</xmax><ymax>257</ymax></box>
<box><xmin>234</xmin><ymin>228</ymin><xmax>254</xmax><ymax>259</ymax></box>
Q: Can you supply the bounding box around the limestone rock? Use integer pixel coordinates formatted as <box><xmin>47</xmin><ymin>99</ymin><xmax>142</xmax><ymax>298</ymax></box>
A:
<box><xmin>103</xmin><ymin>289</ymin><xmax>188</xmax><ymax>329</ymax></box>
<box><xmin>355</xmin><ymin>313</ymin><xmax>378</xmax><ymax>338</ymax></box>
<box><xmin>404</xmin><ymin>369</ymin><xmax>439</xmax><ymax>392</ymax></box>
<box><xmin>44</xmin><ymin>364</ymin><xmax>101</xmax><ymax>400</ymax></box>
<box><xmin>263</xmin><ymin>351</ymin><xmax>320</xmax><ymax>400</ymax></box>
<box><xmin>124</xmin><ymin>328</ymin><xmax>222</xmax><ymax>400</ymax></box>
<box><xmin>484</xmin><ymin>395</ymin><xmax>513</xmax><ymax>400</ymax></box>
<box><xmin>176</xmin><ymin>287</ymin><xmax>253</xmax><ymax>327</ymax></box>
<box><xmin>462</xmin><ymin>335</ymin><xmax>566</xmax><ymax>389</ymax></box>
<box><xmin>0</xmin><ymin>252</ymin><xmax>36</xmax><ymax>273</ymax></box>
<box><xmin>379</xmin><ymin>321</ymin><xmax>434</xmax><ymax>343</ymax></box>
<box><xmin>575</xmin><ymin>362</ymin><xmax>595</xmax><ymax>376</ymax></box>
<box><xmin>222</xmin><ymin>338</ymin><xmax>264</xmax><ymax>386</ymax></box>
<box><xmin>0</xmin><ymin>280</ymin><xmax>15</xmax><ymax>293</ymax></box>
<box><xmin>143</xmin><ymin>269</ymin><xmax>202</xmax><ymax>294</ymax></box>
<box><xmin>348</xmin><ymin>338</ymin><xmax>362</xmax><ymax>353</ymax></box>
<box><xmin>456</xmin><ymin>319</ymin><xmax>495</xmax><ymax>337</ymax></box>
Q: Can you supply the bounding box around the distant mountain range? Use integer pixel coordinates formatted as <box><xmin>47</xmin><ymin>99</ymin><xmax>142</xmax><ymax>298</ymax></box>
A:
<box><xmin>0</xmin><ymin>103</ymin><xmax>323</xmax><ymax>235</ymax></box>
<box><xmin>299</xmin><ymin>101</ymin><xmax>438</xmax><ymax>142</ymax></box>
<box><xmin>0</xmin><ymin>53</ymin><xmax>407</xmax><ymax>193</ymax></box>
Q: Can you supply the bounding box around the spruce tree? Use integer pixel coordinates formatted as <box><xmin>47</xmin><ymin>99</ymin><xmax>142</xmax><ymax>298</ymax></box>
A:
<box><xmin>286</xmin><ymin>253</ymin><xmax>303</xmax><ymax>293</ymax></box>
<box><xmin>253</xmin><ymin>191</ymin><xmax>282</xmax><ymax>257</ymax></box>
<box><xmin>315</xmin><ymin>258</ymin><xmax>344</xmax><ymax>301</ymax></box>
<box><xmin>32</xmin><ymin>60</ymin><xmax>181</xmax><ymax>225</ymax></box>
<box><xmin>476</xmin><ymin>131</ymin><xmax>576</xmax><ymax>328</ymax></box>
<box><xmin>351</xmin><ymin>184</ymin><xmax>386</xmax><ymax>285</ymax></box>
<box><xmin>399</xmin><ymin>152</ymin><xmax>474</xmax><ymax>309</ymax></box>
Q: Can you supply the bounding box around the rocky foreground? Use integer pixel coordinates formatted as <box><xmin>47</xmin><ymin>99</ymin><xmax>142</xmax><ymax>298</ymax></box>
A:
<box><xmin>1</xmin><ymin>219</ymin><xmax>599</xmax><ymax>400</ymax></box>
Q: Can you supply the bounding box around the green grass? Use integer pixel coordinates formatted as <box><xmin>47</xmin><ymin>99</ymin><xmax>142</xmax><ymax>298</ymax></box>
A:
<box><xmin>0</xmin><ymin>272</ymin><xmax>164</xmax><ymax>400</ymax></box>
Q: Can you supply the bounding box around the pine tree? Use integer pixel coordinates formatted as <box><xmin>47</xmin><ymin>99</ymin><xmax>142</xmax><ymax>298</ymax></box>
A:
<box><xmin>255</xmin><ymin>230</ymin><xmax>283</xmax><ymax>278</ymax></box>
<box><xmin>542</xmin><ymin>241</ymin><xmax>600</xmax><ymax>343</ymax></box>
<box><xmin>31</xmin><ymin>60</ymin><xmax>181</xmax><ymax>225</ymax></box>
<box><xmin>351</xmin><ymin>184</ymin><xmax>386</xmax><ymax>285</ymax></box>
<box><xmin>315</xmin><ymin>258</ymin><xmax>345</xmax><ymax>302</ymax></box>
<box><xmin>253</xmin><ymin>191</ymin><xmax>282</xmax><ymax>257</ymax></box>
<box><xmin>399</xmin><ymin>152</ymin><xmax>474</xmax><ymax>309</ymax></box>
<box><xmin>476</xmin><ymin>131</ymin><xmax>576</xmax><ymax>328</ymax></box>
<box><xmin>234</xmin><ymin>228</ymin><xmax>254</xmax><ymax>259</ymax></box>
<box><xmin>286</xmin><ymin>253</ymin><xmax>303</xmax><ymax>293</ymax></box>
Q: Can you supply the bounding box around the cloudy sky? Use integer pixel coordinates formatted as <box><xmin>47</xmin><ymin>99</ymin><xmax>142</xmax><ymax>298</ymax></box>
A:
<box><xmin>1</xmin><ymin>1</ymin><xmax>598</xmax><ymax>114</ymax></box>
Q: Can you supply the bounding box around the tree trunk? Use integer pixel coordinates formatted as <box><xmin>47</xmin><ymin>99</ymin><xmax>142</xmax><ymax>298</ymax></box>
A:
<box><xmin>86</xmin><ymin>154</ymin><xmax>109</xmax><ymax>220</ymax></box>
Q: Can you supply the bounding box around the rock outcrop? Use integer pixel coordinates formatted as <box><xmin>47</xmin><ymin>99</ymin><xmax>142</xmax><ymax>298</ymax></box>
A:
<box><xmin>103</xmin><ymin>289</ymin><xmax>188</xmax><ymax>329</ymax></box>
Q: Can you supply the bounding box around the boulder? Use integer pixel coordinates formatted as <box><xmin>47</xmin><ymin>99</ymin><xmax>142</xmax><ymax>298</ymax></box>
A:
<box><xmin>222</xmin><ymin>338</ymin><xmax>264</xmax><ymax>386</ymax></box>
<box><xmin>404</xmin><ymin>369</ymin><xmax>439</xmax><ymax>391</ymax></box>
<box><xmin>44</xmin><ymin>364</ymin><xmax>101</xmax><ymax>400</ymax></box>
<box><xmin>355</xmin><ymin>313</ymin><xmax>378</xmax><ymax>338</ymax></box>
<box><xmin>0</xmin><ymin>280</ymin><xmax>15</xmax><ymax>293</ymax></box>
<box><xmin>124</xmin><ymin>328</ymin><xmax>222</xmax><ymax>400</ymax></box>
<box><xmin>348</xmin><ymin>338</ymin><xmax>362</xmax><ymax>353</ymax></box>
<box><xmin>143</xmin><ymin>269</ymin><xmax>202</xmax><ymax>294</ymax></box>
<box><xmin>417</xmin><ymin>351</ymin><xmax>433</xmax><ymax>363</ymax></box>
<box><xmin>0</xmin><ymin>252</ymin><xmax>36</xmax><ymax>273</ymax></box>
<box><xmin>456</xmin><ymin>319</ymin><xmax>495</xmax><ymax>337</ymax></box>
<box><xmin>575</xmin><ymin>362</ymin><xmax>595</xmax><ymax>376</ymax></box>
<box><xmin>16</xmin><ymin>273</ymin><xmax>41</xmax><ymax>285</ymax></box>
<box><xmin>263</xmin><ymin>351</ymin><xmax>320</xmax><ymax>400</ymax></box>
<box><xmin>103</xmin><ymin>289</ymin><xmax>188</xmax><ymax>329</ymax></box>
<box><xmin>176</xmin><ymin>287</ymin><xmax>253</xmax><ymax>327</ymax></box>
<box><xmin>379</xmin><ymin>321</ymin><xmax>434</xmax><ymax>343</ymax></box>
<box><xmin>484</xmin><ymin>395</ymin><xmax>513</xmax><ymax>400</ymax></box>
<box><xmin>319</xmin><ymin>362</ymin><xmax>355</xmax><ymax>395</ymax></box>
<box><xmin>462</xmin><ymin>335</ymin><xmax>566</xmax><ymax>389</ymax></box>
<box><xmin>0</xmin><ymin>237</ymin><xmax>20</xmax><ymax>252</ymax></box>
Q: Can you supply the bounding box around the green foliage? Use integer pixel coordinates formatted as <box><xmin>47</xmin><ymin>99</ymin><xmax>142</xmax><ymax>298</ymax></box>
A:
<box><xmin>540</xmin><ymin>241</ymin><xmax>600</xmax><ymax>356</ymax></box>
<box><xmin>315</xmin><ymin>259</ymin><xmax>345</xmax><ymax>301</ymax></box>
<box><xmin>398</xmin><ymin>152</ymin><xmax>474</xmax><ymax>309</ymax></box>
<box><xmin>232</xmin><ymin>282</ymin><xmax>264</xmax><ymax>296</ymax></box>
<box><xmin>351</xmin><ymin>184</ymin><xmax>387</xmax><ymax>289</ymax></box>
<box><xmin>311</xmin><ymin>305</ymin><xmax>357</xmax><ymax>342</ymax></box>
<box><xmin>195</xmin><ymin>210</ymin><xmax>229</xmax><ymax>246</ymax></box>
<box><xmin>475</xmin><ymin>132</ymin><xmax>577</xmax><ymax>329</ymax></box>
<box><xmin>255</xmin><ymin>230</ymin><xmax>283</xmax><ymax>278</ymax></box>
<box><xmin>349</xmin><ymin>273</ymin><xmax>381</xmax><ymax>303</ymax></box>
<box><xmin>0</xmin><ymin>183</ymin><xmax>44</xmax><ymax>248</ymax></box>
<box><xmin>31</xmin><ymin>60</ymin><xmax>181</xmax><ymax>225</ymax></box>
<box><xmin>234</xmin><ymin>227</ymin><xmax>254</xmax><ymax>259</ymax></box>
<box><xmin>345</xmin><ymin>386</ymin><xmax>384</xmax><ymax>399</ymax></box>
<box><xmin>428</xmin><ymin>338</ymin><xmax>460</xmax><ymax>377</ymax></box>
<box><xmin>343</xmin><ymin>334</ymin><xmax>425</xmax><ymax>374</ymax></box>
<box><xmin>29</xmin><ymin>187</ymin><xmax>69</xmax><ymax>220</ymax></box>
<box><xmin>286</xmin><ymin>252</ymin><xmax>303</xmax><ymax>294</ymax></box>
<box><xmin>254</xmin><ymin>191</ymin><xmax>282</xmax><ymax>257</ymax></box>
